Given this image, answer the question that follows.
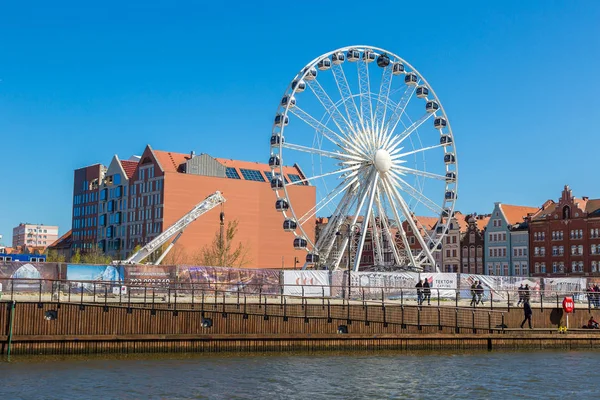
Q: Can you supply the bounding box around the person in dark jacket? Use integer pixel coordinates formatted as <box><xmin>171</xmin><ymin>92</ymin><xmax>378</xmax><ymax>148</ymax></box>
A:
<box><xmin>476</xmin><ymin>282</ymin><xmax>484</xmax><ymax>305</ymax></box>
<box><xmin>517</xmin><ymin>284</ymin><xmax>525</xmax><ymax>306</ymax></box>
<box><xmin>415</xmin><ymin>280</ymin><xmax>423</xmax><ymax>305</ymax></box>
<box><xmin>423</xmin><ymin>279</ymin><xmax>431</xmax><ymax>305</ymax></box>
<box><xmin>520</xmin><ymin>300</ymin><xmax>533</xmax><ymax>329</ymax></box>
<box><xmin>470</xmin><ymin>281</ymin><xmax>477</xmax><ymax>307</ymax></box>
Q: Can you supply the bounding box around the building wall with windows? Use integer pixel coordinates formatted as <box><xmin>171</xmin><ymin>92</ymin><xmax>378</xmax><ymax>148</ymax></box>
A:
<box><xmin>12</xmin><ymin>223</ymin><xmax>59</xmax><ymax>249</ymax></box>
<box><xmin>529</xmin><ymin>185</ymin><xmax>600</xmax><ymax>276</ymax></box>
<box><xmin>97</xmin><ymin>156</ymin><xmax>138</xmax><ymax>259</ymax></box>
<box><xmin>510</xmin><ymin>230</ymin><xmax>530</xmax><ymax>276</ymax></box>
<box><xmin>484</xmin><ymin>203</ymin><xmax>540</xmax><ymax>276</ymax></box>
<box><xmin>460</xmin><ymin>214</ymin><xmax>489</xmax><ymax>274</ymax></box>
<box><xmin>72</xmin><ymin>164</ymin><xmax>105</xmax><ymax>253</ymax></box>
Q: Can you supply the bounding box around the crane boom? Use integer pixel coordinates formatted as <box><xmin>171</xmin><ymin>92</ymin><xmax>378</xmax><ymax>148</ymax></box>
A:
<box><xmin>117</xmin><ymin>191</ymin><xmax>226</xmax><ymax>265</ymax></box>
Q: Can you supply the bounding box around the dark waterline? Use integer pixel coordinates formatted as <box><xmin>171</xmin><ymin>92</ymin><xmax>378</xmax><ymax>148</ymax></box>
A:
<box><xmin>0</xmin><ymin>350</ymin><xmax>595</xmax><ymax>399</ymax></box>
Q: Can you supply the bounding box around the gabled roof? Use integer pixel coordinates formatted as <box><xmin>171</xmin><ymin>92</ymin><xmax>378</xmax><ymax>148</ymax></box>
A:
<box><xmin>48</xmin><ymin>230</ymin><xmax>72</xmax><ymax>250</ymax></box>
<box><xmin>453</xmin><ymin>211</ymin><xmax>469</xmax><ymax>233</ymax></box>
<box><xmin>120</xmin><ymin>160</ymin><xmax>138</xmax><ymax>179</ymax></box>
<box><xmin>499</xmin><ymin>204</ymin><xmax>540</xmax><ymax>225</ymax></box>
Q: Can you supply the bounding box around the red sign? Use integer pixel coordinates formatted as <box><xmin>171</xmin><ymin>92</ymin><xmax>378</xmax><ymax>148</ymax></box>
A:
<box><xmin>562</xmin><ymin>297</ymin><xmax>575</xmax><ymax>313</ymax></box>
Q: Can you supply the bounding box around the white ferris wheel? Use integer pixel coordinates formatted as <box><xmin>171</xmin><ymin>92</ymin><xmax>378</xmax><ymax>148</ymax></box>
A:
<box><xmin>268</xmin><ymin>45</ymin><xmax>458</xmax><ymax>272</ymax></box>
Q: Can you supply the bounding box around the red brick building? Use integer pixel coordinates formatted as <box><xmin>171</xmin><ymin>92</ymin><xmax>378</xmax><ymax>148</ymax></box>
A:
<box><xmin>74</xmin><ymin>145</ymin><xmax>316</xmax><ymax>268</ymax></box>
<box><xmin>529</xmin><ymin>185</ymin><xmax>600</xmax><ymax>276</ymax></box>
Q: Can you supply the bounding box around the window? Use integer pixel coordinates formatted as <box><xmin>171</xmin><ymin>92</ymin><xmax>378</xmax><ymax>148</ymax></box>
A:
<box><xmin>578</xmin><ymin>261</ymin><xmax>584</xmax><ymax>273</ymax></box>
<box><xmin>240</xmin><ymin>169</ymin><xmax>265</xmax><ymax>182</ymax></box>
<box><xmin>409</xmin><ymin>236</ymin><xmax>415</xmax><ymax>245</ymax></box>
<box><xmin>553</xmin><ymin>263</ymin><xmax>557</xmax><ymax>273</ymax></box>
<box><xmin>535</xmin><ymin>263</ymin><xmax>540</xmax><ymax>274</ymax></box>
<box><xmin>593</xmin><ymin>261</ymin><xmax>598</xmax><ymax>273</ymax></box>
<box><xmin>541</xmin><ymin>263</ymin><xmax>546</xmax><ymax>273</ymax></box>
<box><xmin>572</xmin><ymin>261</ymin><xmax>577</xmax><ymax>273</ymax></box>
<box><xmin>462</xmin><ymin>247</ymin><xmax>468</xmax><ymax>258</ymax></box>
<box><xmin>578</xmin><ymin>245</ymin><xmax>584</xmax><ymax>255</ymax></box>
<box><xmin>288</xmin><ymin>174</ymin><xmax>305</xmax><ymax>185</ymax></box>
<box><xmin>225</xmin><ymin>167</ymin><xmax>240</xmax><ymax>179</ymax></box>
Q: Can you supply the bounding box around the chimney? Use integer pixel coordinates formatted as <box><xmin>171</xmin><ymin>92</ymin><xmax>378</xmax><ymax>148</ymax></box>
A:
<box><xmin>190</xmin><ymin>150</ymin><xmax>196</xmax><ymax>158</ymax></box>
<box><xmin>583</xmin><ymin>196</ymin><xmax>589</xmax><ymax>201</ymax></box>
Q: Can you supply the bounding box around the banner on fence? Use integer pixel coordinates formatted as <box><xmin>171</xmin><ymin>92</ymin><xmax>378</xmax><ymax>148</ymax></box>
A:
<box><xmin>283</xmin><ymin>270</ymin><xmax>330</xmax><ymax>297</ymax></box>
<box><xmin>420</xmin><ymin>273</ymin><xmax>458</xmax><ymax>298</ymax></box>
<box><xmin>348</xmin><ymin>271</ymin><xmax>418</xmax><ymax>299</ymax></box>
<box><xmin>176</xmin><ymin>266</ymin><xmax>281</xmax><ymax>295</ymax></box>
<box><xmin>124</xmin><ymin>264</ymin><xmax>176</xmax><ymax>291</ymax></box>
<box><xmin>66</xmin><ymin>264</ymin><xmax>125</xmax><ymax>294</ymax></box>
<box><xmin>0</xmin><ymin>262</ymin><xmax>59</xmax><ymax>292</ymax></box>
<box><xmin>541</xmin><ymin>277</ymin><xmax>587</xmax><ymax>301</ymax></box>
<box><xmin>460</xmin><ymin>275</ymin><xmax>541</xmax><ymax>302</ymax></box>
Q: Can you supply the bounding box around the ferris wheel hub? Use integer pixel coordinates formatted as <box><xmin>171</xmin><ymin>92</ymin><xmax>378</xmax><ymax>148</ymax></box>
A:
<box><xmin>374</xmin><ymin>148</ymin><xmax>392</xmax><ymax>173</ymax></box>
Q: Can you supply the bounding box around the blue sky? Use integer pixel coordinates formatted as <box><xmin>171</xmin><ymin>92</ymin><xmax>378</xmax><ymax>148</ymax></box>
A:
<box><xmin>1</xmin><ymin>1</ymin><xmax>599</xmax><ymax>244</ymax></box>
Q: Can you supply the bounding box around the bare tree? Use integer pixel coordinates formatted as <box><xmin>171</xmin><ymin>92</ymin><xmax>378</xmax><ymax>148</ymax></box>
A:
<box><xmin>199</xmin><ymin>220</ymin><xmax>251</xmax><ymax>268</ymax></box>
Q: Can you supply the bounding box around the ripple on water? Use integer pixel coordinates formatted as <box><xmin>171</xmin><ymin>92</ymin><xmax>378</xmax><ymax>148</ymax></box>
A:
<box><xmin>0</xmin><ymin>350</ymin><xmax>598</xmax><ymax>399</ymax></box>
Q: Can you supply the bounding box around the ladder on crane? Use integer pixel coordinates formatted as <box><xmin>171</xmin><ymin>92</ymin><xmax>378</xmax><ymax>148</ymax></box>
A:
<box><xmin>115</xmin><ymin>191</ymin><xmax>226</xmax><ymax>265</ymax></box>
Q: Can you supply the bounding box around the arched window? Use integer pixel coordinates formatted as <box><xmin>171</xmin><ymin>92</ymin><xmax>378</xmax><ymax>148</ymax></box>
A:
<box><xmin>470</xmin><ymin>245</ymin><xmax>475</xmax><ymax>257</ymax></box>
<box><xmin>563</xmin><ymin>206</ymin><xmax>571</xmax><ymax>220</ymax></box>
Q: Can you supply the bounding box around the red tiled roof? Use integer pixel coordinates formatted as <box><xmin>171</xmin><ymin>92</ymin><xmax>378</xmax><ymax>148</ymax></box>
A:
<box><xmin>500</xmin><ymin>204</ymin><xmax>541</xmax><ymax>225</ymax></box>
<box><xmin>153</xmin><ymin>150</ymin><xmax>190</xmax><ymax>173</ymax></box>
<box><xmin>476</xmin><ymin>216</ymin><xmax>490</xmax><ymax>231</ymax></box>
<box><xmin>121</xmin><ymin>160</ymin><xmax>138</xmax><ymax>179</ymax></box>
<box><xmin>48</xmin><ymin>230</ymin><xmax>72</xmax><ymax>249</ymax></box>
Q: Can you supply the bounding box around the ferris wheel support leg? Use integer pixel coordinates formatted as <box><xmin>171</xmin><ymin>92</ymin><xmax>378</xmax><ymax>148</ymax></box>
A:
<box><xmin>388</xmin><ymin>178</ymin><xmax>437</xmax><ymax>270</ymax></box>
<box><xmin>353</xmin><ymin>174</ymin><xmax>379</xmax><ymax>272</ymax></box>
<box><xmin>381</xmin><ymin>178</ymin><xmax>418</xmax><ymax>269</ymax></box>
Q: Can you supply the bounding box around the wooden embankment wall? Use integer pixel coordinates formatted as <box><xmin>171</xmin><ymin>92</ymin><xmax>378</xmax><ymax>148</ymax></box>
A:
<box><xmin>1</xmin><ymin>301</ymin><xmax>599</xmax><ymax>355</ymax></box>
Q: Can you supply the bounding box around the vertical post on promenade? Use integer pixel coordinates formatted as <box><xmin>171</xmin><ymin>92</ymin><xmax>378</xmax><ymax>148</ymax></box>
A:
<box><xmin>7</xmin><ymin>301</ymin><xmax>16</xmax><ymax>361</ymax></box>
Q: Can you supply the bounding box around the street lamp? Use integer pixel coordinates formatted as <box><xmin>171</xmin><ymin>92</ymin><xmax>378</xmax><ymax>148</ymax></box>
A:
<box><xmin>336</xmin><ymin>223</ymin><xmax>359</xmax><ymax>300</ymax></box>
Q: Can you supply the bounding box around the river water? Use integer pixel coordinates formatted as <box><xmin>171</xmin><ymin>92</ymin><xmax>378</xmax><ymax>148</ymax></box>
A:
<box><xmin>0</xmin><ymin>350</ymin><xmax>594</xmax><ymax>399</ymax></box>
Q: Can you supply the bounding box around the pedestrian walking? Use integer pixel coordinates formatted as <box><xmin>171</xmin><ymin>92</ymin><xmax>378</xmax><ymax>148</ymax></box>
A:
<box><xmin>517</xmin><ymin>283</ymin><xmax>525</xmax><ymax>306</ymax></box>
<box><xmin>423</xmin><ymin>279</ymin><xmax>431</xmax><ymax>305</ymax></box>
<box><xmin>470</xmin><ymin>281</ymin><xmax>477</xmax><ymax>307</ymax></box>
<box><xmin>520</xmin><ymin>300</ymin><xmax>533</xmax><ymax>329</ymax></box>
<box><xmin>476</xmin><ymin>281</ymin><xmax>484</xmax><ymax>305</ymax></box>
<box><xmin>415</xmin><ymin>279</ymin><xmax>423</xmax><ymax>305</ymax></box>
<box><xmin>524</xmin><ymin>284</ymin><xmax>531</xmax><ymax>303</ymax></box>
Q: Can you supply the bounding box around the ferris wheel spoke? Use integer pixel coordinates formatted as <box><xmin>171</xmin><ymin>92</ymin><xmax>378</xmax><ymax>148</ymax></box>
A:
<box><xmin>380</xmin><ymin>177</ymin><xmax>418</xmax><ymax>268</ymax></box>
<box><xmin>307</xmin><ymin>79</ymin><xmax>358</xmax><ymax>141</ymax></box>
<box><xmin>357</xmin><ymin>58</ymin><xmax>374</xmax><ymax>135</ymax></box>
<box><xmin>391</xmin><ymin>143</ymin><xmax>446</xmax><ymax>159</ymax></box>
<box><xmin>369</xmin><ymin>185</ymin><xmax>386</xmax><ymax>266</ymax></box>
<box><xmin>384</xmin><ymin>175</ymin><xmax>437</xmax><ymax>270</ymax></box>
<box><xmin>386</xmin><ymin>113</ymin><xmax>436</xmax><ymax>152</ymax></box>
<box><xmin>287</xmin><ymin>106</ymin><xmax>361</xmax><ymax>153</ymax></box>
<box><xmin>297</xmin><ymin>176</ymin><xmax>358</xmax><ymax>226</ymax></box>
<box><xmin>381</xmin><ymin>84</ymin><xmax>417</xmax><ymax>145</ymax></box>
<box><xmin>394</xmin><ymin>165</ymin><xmax>447</xmax><ymax>181</ymax></box>
<box><xmin>388</xmin><ymin>172</ymin><xmax>444</xmax><ymax>216</ymax></box>
<box><xmin>331</xmin><ymin>63</ymin><xmax>362</xmax><ymax>132</ymax></box>
<box><xmin>289</xmin><ymin>163</ymin><xmax>362</xmax><ymax>186</ymax></box>
<box><xmin>373</xmin><ymin>65</ymin><xmax>394</xmax><ymax>143</ymax></box>
<box><xmin>353</xmin><ymin>173</ymin><xmax>379</xmax><ymax>271</ymax></box>
<box><xmin>282</xmin><ymin>142</ymin><xmax>357</xmax><ymax>161</ymax></box>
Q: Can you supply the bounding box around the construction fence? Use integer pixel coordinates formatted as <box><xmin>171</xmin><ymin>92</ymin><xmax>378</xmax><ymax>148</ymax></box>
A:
<box><xmin>0</xmin><ymin>262</ymin><xmax>596</xmax><ymax>304</ymax></box>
